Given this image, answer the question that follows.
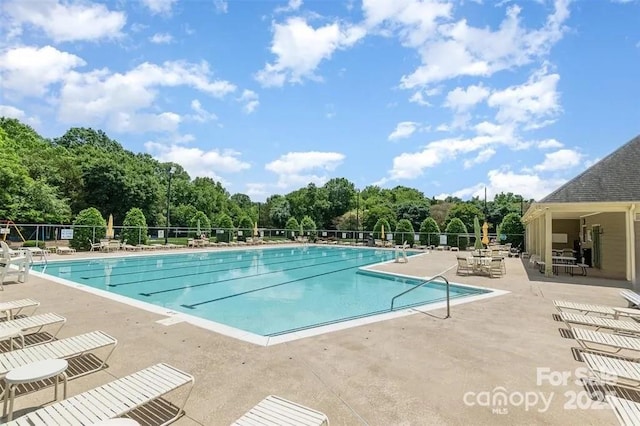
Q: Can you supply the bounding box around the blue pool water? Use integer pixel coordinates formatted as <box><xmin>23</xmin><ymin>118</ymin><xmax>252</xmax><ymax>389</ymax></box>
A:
<box><xmin>34</xmin><ymin>246</ymin><xmax>487</xmax><ymax>336</ymax></box>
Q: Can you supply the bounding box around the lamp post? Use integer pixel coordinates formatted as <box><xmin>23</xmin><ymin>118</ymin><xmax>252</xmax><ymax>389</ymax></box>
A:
<box><xmin>165</xmin><ymin>166</ymin><xmax>176</xmax><ymax>244</ymax></box>
<box><xmin>355</xmin><ymin>189</ymin><xmax>360</xmax><ymax>244</ymax></box>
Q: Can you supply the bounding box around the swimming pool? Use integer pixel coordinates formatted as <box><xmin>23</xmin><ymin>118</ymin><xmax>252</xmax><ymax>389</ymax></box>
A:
<box><xmin>33</xmin><ymin>246</ymin><xmax>490</xmax><ymax>342</ymax></box>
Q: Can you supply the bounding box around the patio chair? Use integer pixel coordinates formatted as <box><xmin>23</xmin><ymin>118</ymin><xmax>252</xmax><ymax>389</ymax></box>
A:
<box><xmin>583</xmin><ymin>353</ymin><xmax>640</xmax><ymax>390</ymax></box>
<box><xmin>0</xmin><ymin>249</ymin><xmax>31</xmax><ymax>287</ymax></box>
<box><xmin>0</xmin><ymin>313</ymin><xmax>66</xmax><ymax>343</ymax></box>
<box><xmin>560</xmin><ymin>312</ymin><xmax>640</xmax><ymax>334</ymax></box>
<box><xmin>5</xmin><ymin>363</ymin><xmax>194</xmax><ymax>426</ymax></box>
<box><xmin>606</xmin><ymin>395</ymin><xmax>640</xmax><ymax>426</ymax></box>
<box><xmin>487</xmin><ymin>258</ymin><xmax>504</xmax><ymax>278</ymax></box>
<box><xmin>88</xmin><ymin>239</ymin><xmax>103</xmax><ymax>252</ymax></box>
<box><xmin>232</xmin><ymin>395</ymin><xmax>329</xmax><ymax>426</ymax></box>
<box><xmin>0</xmin><ymin>298</ymin><xmax>40</xmax><ymax>320</ymax></box>
<box><xmin>621</xmin><ymin>289</ymin><xmax>640</xmax><ymax>308</ymax></box>
<box><xmin>456</xmin><ymin>257</ymin><xmax>472</xmax><ymax>276</ymax></box>
<box><xmin>0</xmin><ymin>330</ymin><xmax>117</xmax><ymax>381</ymax></box>
<box><xmin>572</xmin><ymin>327</ymin><xmax>640</xmax><ymax>356</ymax></box>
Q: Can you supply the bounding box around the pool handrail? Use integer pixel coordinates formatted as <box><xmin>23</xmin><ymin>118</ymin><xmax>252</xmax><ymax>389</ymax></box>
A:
<box><xmin>390</xmin><ymin>275</ymin><xmax>450</xmax><ymax>318</ymax></box>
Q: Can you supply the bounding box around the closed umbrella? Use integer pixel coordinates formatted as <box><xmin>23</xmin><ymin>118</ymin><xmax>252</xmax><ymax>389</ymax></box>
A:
<box><xmin>106</xmin><ymin>214</ymin><xmax>114</xmax><ymax>239</ymax></box>
<box><xmin>196</xmin><ymin>218</ymin><xmax>201</xmax><ymax>237</ymax></box>
<box><xmin>474</xmin><ymin>216</ymin><xmax>483</xmax><ymax>249</ymax></box>
<box><xmin>482</xmin><ymin>221</ymin><xmax>490</xmax><ymax>246</ymax></box>
<box><xmin>254</xmin><ymin>221</ymin><xmax>258</xmax><ymax>237</ymax></box>
<box><xmin>380</xmin><ymin>224</ymin><xmax>385</xmax><ymax>242</ymax></box>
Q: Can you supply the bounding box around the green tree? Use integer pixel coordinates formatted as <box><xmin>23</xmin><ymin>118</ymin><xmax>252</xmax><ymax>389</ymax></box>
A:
<box><xmin>394</xmin><ymin>219</ymin><xmax>415</xmax><ymax>247</ymax></box>
<box><xmin>499</xmin><ymin>212</ymin><xmax>525</xmax><ymax>247</ymax></box>
<box><xmin>419</xmin><ymin>217</ymin><xmax>440</xmax><ymax>246</ymax></box>
<box><xmin>268</xmin><ymin>195</ymin><xmax>291</xmax><ymax>228</ymax></box>
<box><xmin>300</xmin><ymin>215</ymin><xmax>317</xmax><ymax>240</ymax></box>
<box><xmin>373</xmin><ymin>218</ymin><xmax>391</xmax><ymax>240</ymax></box>
<box><xmin>237</xmin><ymin>215</ymin><xmax>254</xmax><ymax>242</ymax></box>
<box><xmin>363</xmin><ymin>205</ymin><xmax>396</xmax><ymax>231</ymax></box>
<box><xmin>394</xmin><ymin>199</ymin><xmax>430</xmax><ymax>230</ymax></box>
<box><xmin>335</xmin><ymin>210</ymin><xmax>360</xmax><ymax>231</ymax></box>
<box><xmin>122</xmin><ymin>208</ymin><xmax>148</xmax><ymax>245</ymax></box>
<box><xmin>189</xmin><ymin>211</ymin><xmax>211</xmax><ymax>237</ymax></box>
<box><xmin>215</xmin><ymin>213</ymin><xmax>234</xmax><ymax>242</ymax></box>
<box><xmin>445</xmin><ymin>218</ymin><xmax>468</xmax><ymax>250</ymax></box>
<box><xmin>70</xmin><ymin>207</ymin><xmax>106</xmax><ymax>250</ymax></box>
<box><xmin>171</xmin><ymin>204</ymin><xmax>198</xmax><ymax>228</ymax></box>
<box><xmin>445</xmin><ymin>203</ymin><xmax>484</xmax><ymax>232</ymax></box>
<box><xmin>429</xmin><ymin>202</ymin><xmax>452</xmax><ymax>230</ymax></box>
<box><xmin>323</xmin><ymin>178</ymin><xmax>355</xmax><ymax>226</ymax></box>
<box><xmin>285</xmin><ymin>217</ymin><xmax>300</xmax><ymax>239</ymax></box>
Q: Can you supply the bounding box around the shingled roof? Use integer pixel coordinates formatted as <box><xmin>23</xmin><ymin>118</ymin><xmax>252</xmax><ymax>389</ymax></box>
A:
<box><xmin>540</xmin><ymin>134</ymin><xmax>640</xmax><ymax>203</ymax></box>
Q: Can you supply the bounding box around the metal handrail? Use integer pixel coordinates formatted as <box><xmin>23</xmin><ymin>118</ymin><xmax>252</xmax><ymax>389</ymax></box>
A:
<box><xmin>390</xmin><ymin>274</ymin><xmax>451</xmax><ymax>318</ymax></box>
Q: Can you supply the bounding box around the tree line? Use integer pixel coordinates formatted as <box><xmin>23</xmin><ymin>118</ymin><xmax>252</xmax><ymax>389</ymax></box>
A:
<box><xmin>0</xmin><ymin>117</ymin><xmax>528</xmax><ymax>246</ymax></box>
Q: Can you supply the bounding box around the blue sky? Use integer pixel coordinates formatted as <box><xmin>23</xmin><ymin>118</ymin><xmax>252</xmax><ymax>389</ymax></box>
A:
<box><xmin>1</xmin><ymin>0</ymin><xmax>639</xmax><ymax>202</ymax></box>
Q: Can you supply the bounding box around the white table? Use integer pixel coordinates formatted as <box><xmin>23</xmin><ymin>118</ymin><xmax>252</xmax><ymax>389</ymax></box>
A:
<box><xmin>613</xmin><ymin>307</ymin><xmax>640</xmax><ymax>320</ymax></box>
<box><xmin>0</xmin><ymin>327</ymin><xmax>24</xmax><ymax>351</ymax></box>
<box><xmin>3</xmin><ymin>359</ymin><xmax>68</xmax><ymax>421</ymax></box>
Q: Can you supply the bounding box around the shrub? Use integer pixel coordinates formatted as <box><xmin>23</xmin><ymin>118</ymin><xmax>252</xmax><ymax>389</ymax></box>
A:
<box><xmin>120</xmin><ymin>208</ymin><xmax>148</xmax><ymax>245</ymax></box>
<box><xmin>394</xmin><ymin>219</ymin><xmax>415</xmax><ymax>247</ymax></box>
<box><xmin>300</xmin><ymin>215</ymin><xmax>317</xmax><ymax>240</ymax></box>
<box><xmin>445</xmin><ymin>218</ymin><xmax>468</xmax><ymax>250</ymax></box>
<box><xmin>237</xmin><ymin>215</ymin><xmax>254</xmax><ymax>242</ymax></box>
<box><xmin>70</xmin><ymin>207</ymin><xmax>106</xmax><ymax>250</ymax></box>
<box><xmin>215</xmin><ymin>213</ymin><xmax>234</xmax><ymax>243</ymax></box>
<box><xmin>285</xmin><ymin>217</ymin><xmax>299</xmax><ymax>240</ymax></box>
<box><xmin>499</xmin><ymin>212</ymin><xmax>525</xmax><ymax>246</ymax></box>
<box><xmin>373</xmin><ymin>218</ymin><xmax>391</xmax><ymax>240</ymax></box>
<box><xmin>188</xmin><ymin>211</ymin><xmax>211</xmax><ymax>238</ymax></box>
<box><xmin>419</xmin><ymin>217</ymin><xmax>440</xmax><ymax>246</ymax></box>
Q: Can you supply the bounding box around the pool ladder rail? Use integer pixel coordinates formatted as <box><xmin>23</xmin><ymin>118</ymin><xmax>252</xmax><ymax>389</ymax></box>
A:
<box><xmin>390</xmin><ymin>275</ymin><xmax>450</xmax><ymax>318</ymax></box>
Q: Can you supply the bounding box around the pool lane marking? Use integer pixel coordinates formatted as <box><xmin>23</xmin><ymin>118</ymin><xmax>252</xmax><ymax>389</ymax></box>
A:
<box><xmin>105</xmin><ymin>249</ymin><xmax>355</xmax><ymax>287</ymax></box>
<box><xmin>140</xmin><ymin>251</ymin><xmax>385</xmax><ymax>297</ymax></box>
<box><xmin>180</xmin><ymin>255</ymin><xmax>385</xmax><ymax>309</ymax></box>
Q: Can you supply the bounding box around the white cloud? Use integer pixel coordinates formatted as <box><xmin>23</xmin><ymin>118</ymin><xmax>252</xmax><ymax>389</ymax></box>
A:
<box><xmin>3</xmin><ymin>0</ymin><xmax>126</xmax><ymax>42</ymax></box>
<box><xmin>463</xmin><ymin>148</ymin><xmax>495</xmax><ymax>168</ymax></box>
<box><xmin>444</xmin><ymin>84</ymin><xmax>490</xmax><ymax>111</ymax></box>
<box><xmin>388</xmin><ymin>121</ymin><xmax>419</xmax><ymax>141</ymax></box>
<box><xmin>255</xmin><ymin>17</ymin><xmax>366</xmax><ymax>87</ymax></box>
<box><xmin>0</xmin><ymin>104</ymin><xmax>40</xmax><ymax>126</ymax></box>
<box><xmin>399</xmin><ymin>1</ymin><xmax>569</xmax><ymax>88</ymax></box>
<box><xmin>246</xmin><ymin>183</ymin><xmax>269</xmax><ymax>199</ymax></box>
<box><xmin>275</xmin><ymin>0</ymin><xmax>303</xmax><ymax>13</ymax></box>
<box><xmin>0</xmin><ymin>46</ymin><xmax>85</xmax><ymax>98</ymax></box>
<box><xmin>487</xmin><ymin>66</ymin><xmax>561</xmax><ymax>125</ymax></box>
<box><xmin>187</xmin><ymin>100</ymin><xmax>217</xmax><ymax>123</ymax></box>
<box><xmin>109</xmin><ymin>112</ymin><xmax>182</xmax><ymax>134</ymax></box>
<box><xmin>141</xmin><ymin>0</ymin><xmax>177</xmax><ymax>15</ymax></box>
<box><xmin>149</xmin><ymin>33</ymin><xmax>173</xmax><ymax>44</ymax></box>
<box><xmin>145</xmin><ymin>142</ymin><xmax>250</xmax><ymax>183</ymax></box>
<box><xmin>533</xmin><ymin>149</ymin><xmax>582</xmax><ymax>172</ymax></box>
<box><xmin>537</xmin><ymin>138</ymin><xmax>563</xmax><ymax>149</ymax></box>
<box><xmin>409</xmin><ymin>91</ymin><xmax>431</xmax><ymax>106</ymax></box>
<box><xmin>58</xmin><ymin>60</ymin><xmax>236</xmax><ymax>132</ymax></box>
<box><xmin>214</xmin><ymin>0</ymin><xmax>228</xmax><ymax>14</ymax></box>
<box><xmin>237</xmin><ymin>90</ymin><xmax>260</xmax><ymax>114</ymax></box>
<box><xmin>265</xmin><ymin>151</ymin><xmax>345</xmax><ymax>188</ymax></box>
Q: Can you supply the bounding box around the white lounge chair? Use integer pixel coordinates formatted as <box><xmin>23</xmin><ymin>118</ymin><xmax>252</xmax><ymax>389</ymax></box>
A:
<box><xmin>621</xmin><ymin>290</ymin><xmax>640</xmax><ymax>307</ymax></box>
<box><xmin>0</xmin><ymin>313</ymin><xmax>66</xmax><ymax>343</ymax></box>
<box><xmin>232</xmin><ymin>395</ymin><xmax>329</xmax><ymax>426</ymax></box>
<box><xmin>606</xmin><ymin>395</ymin><xmax>640</xmax><ymax>426</ymax></box>
<box><xmin>6</xmin><ymin>363</ymin><xmax>194</xmax><ymax>426</ymax></box>
<box><xmin>572</xmin><ymin>327</ymin><xmax>640</xmax><ymax>355</ymax></box>
<box><xmin>0</xmin><ymin>330</ymin><xmax>117</xmax><ymax>381</ymax></box>
<box><xmin>583</xmin><ymin>353</ymin><xmax>640</xmax><ymax>390</ymax></box>
<box><xmin>0</xmin><ymin>298</ymin><xmax>39</xmax><ymax>320</ymax></box>
<box><xmin>560</xmin><ymin>312</ymin><xmax>640</xmax><ymax>334</ymax></box>
<box><xmin>553</xmin><ymin>300</ymin><xmax>618</xmax><ymax>316</ymax></box>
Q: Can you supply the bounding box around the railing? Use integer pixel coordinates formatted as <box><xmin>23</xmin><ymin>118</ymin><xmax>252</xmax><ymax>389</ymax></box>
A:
<box><xmin>390</xmin><ymin>275</ymin><xmax>451</xmax><ymax>318</ymax></box>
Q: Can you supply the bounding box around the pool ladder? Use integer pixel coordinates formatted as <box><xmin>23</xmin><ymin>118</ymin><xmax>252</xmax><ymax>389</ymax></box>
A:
<box><xmin>390</xmin><ymin>275</ymin><xmax>450</xmax><ymax>318</ymax></box>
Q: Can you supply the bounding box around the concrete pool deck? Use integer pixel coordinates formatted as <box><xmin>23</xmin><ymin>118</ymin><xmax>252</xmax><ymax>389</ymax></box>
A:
<box><xmin>1</xmin><ymin>246</ymin><xmax>635</xmax><ymax>425</ymax></box>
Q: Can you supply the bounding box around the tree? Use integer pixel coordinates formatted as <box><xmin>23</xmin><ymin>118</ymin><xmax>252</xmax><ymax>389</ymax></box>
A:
<box><xmin>323</xmin><ymin>178</ymin><xmax>355</xmax><ymax>226</ymax></box>
<box><xmin>268</xmin><ymin>195</ymin><xmax>291</xmax><ymax>228</ymax></box>
<box><xmin>189</xmin><ymin>211</ymin><xmax>211</xmax><ymax>237</ymax></box>
<box><xmin>373</xmin><ymin>218</ymin><xmax>391</xmax><ymax>240</ymax></box>
<box><xmin>499</xmin><ymin>212</ymin><xmax>525</xmax><ymax>247</ymax></box>
<box><xmin>122</xmin><ymin>208</ymin><xmax>148</xmax><ymax>245</ymax></box>
<box><xmin>445</xmin><ymin>218</ymin><xmax>468</xmax><ymax>250</ymax></box>
<box><xmin>215</xmin><ymin>213</ymin><xmax>234</xmax><ymax>242</ymax></box>
<box><xmin>394</xmin><ymin>219</ymin><xmax>415</xmax><ymax>247</ymax></box>
<box><xmin>335</xmin><ymin>210</ymin><xmax>360</xmax><ymax>231</ymax></box>
<box><xmin>230</xmin><ymin>193</ymin><xmax>252</xmax><ymax>210</ymax></box>
<box><xmin>300</xmin><ymin>215</ymin><xmax>317</xmax><ymax>240</ymax></box>
<box><xmin>70</xmin><ymin>207</ymin><xmax>106</xmax><ymax>250</ymax></box>
<box><xmin>285</xmin><ymin>217</ymin><xmax>299</xmax><ymax>239</ymax></box>
<box><xmin>419</xmin><ymin>217</ymin><xmax>440</xmax><ymax>246</ymax></box>
<box><xmin>445</xmin><ymin>203</ymin><xmax>484</xmax><ymax>232</ymax></box>
<box><xmin>236</xmin><ymin>215</ymin><xmax>254</xmax><ymax>242</ymax></box>
<box><xmin>363</xmin><ymin>204</ymin><xmax>396</xmax><ymax>231</ymax></box>
<box><xmin>394</xmin><ymin>200</ymin><xmax>430</xmax><ymax>230</ymax></box>
<box><xmin>429</xmin><ymin>202</ymin><xmax>452</xmax><ymax>230</ymax></box>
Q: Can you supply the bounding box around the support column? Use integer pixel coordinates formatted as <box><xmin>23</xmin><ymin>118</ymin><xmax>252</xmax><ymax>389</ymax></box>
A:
<box><xmin>544</xmin><ymin>209</ymin><xmax>553</xmax><ymax>277</ymax></box>
<box><xmin>627</xmin><ymin>205</ymin><xmax>636</xmax><ymax>283</ymax></box>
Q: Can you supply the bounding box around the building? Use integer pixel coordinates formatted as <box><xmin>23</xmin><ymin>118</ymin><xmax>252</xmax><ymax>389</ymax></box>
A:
<box><xmin>522</xmin><ymin>135</ymin><xmax>640</xmax><ymax>283</ymax></box>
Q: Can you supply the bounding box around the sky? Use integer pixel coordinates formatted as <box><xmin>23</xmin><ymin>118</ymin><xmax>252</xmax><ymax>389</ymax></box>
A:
<box><xmin>1</xmin><ymin>0</ymin><xmax>639</xmax><ymax>202</ymax></box>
